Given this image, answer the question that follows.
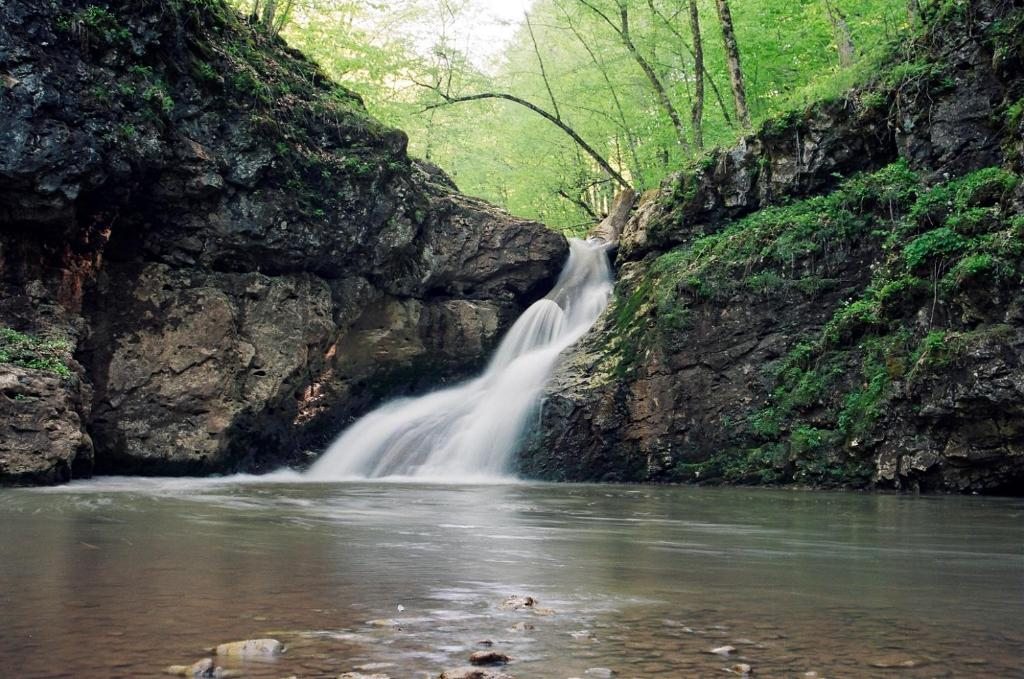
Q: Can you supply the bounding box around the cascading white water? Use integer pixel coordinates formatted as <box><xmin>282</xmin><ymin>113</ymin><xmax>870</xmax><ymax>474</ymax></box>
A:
<box><xmin>306</xmin><ymin>238</ymin><xmax>613</xmax><ymax>481</ymax></box>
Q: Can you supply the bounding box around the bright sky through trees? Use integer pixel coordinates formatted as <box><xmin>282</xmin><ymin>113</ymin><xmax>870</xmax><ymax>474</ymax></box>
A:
<box><xmin>463</xmin><ymin>0</ymin><xmax>536</xmax><ymax>69</ymax></box>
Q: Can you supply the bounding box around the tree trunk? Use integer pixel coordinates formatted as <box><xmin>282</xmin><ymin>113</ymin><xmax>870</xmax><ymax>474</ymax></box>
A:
<box><xmin>715</xmin><ymin>0</ymin><xmax>751</xmax><ymax>129</ymax></box>
<box><xmin>617</xmin><ymin>5</ymin><xmax>689</xmax><ymax>150</ymax></box>
<box><xmin>644</xmin><ymin>0</ymin><xmax>734</xmax><ymax>127</ymax></box>
<box><xmin>525</xmin><ymin>12</ymin><xmax>562</xmax><ymax>120</ymax></box>
<box><xmin>577</xmin><ymin>0</ymin><xmax>690</xmax><ymax>150</ymax></box>
<box><xmin>260</xmin><ymin>0</ymin><xmax>278</xmax><ymax>32</ymax></box>
<box><xmin>559</xmin><ymin>5</ymin><xmax>645</xmax><ymax>184</ymax></box>
<box><xmin>688</xmin><ymin>0</ymin><xmax>705</xmax><ymax>149</ymax></box>
<box><xmin>824</xmin><ymin>0</ymin><xmax>856</xmax><ymax>68</ymax></box>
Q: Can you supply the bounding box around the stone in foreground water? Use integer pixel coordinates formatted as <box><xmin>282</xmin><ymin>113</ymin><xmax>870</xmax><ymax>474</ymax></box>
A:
<box><xmin>214</xmin><ymin>638</ymin><xmax>283</xmax><ymax>657</ymax></box>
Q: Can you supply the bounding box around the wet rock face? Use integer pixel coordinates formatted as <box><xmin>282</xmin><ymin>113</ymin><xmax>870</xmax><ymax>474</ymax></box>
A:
<box><xmin>0</xmin><ymin>365</ymin><xmax>92</xmax><ymax>485</ymax></box>
<box><xmin>521</xmin><ymin>243</ymin><xmax>878</xmax><ymax>484</ymax></box>
<box><xmin>0</xmin><ymin>0</ymin><xmax>567</xmax><ymax>482</ymax></box>
<box><xmin>876</xmin><ymin>328</ymin><xmax>1024</xmax><ymax>492</ymax></box>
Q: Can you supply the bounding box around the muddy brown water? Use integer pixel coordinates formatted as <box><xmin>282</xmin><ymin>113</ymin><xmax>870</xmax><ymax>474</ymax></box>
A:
<box><xmin>1</xmin><ymin>479</ymin><xmax>1021</xmax><ymax>678</ymax></box>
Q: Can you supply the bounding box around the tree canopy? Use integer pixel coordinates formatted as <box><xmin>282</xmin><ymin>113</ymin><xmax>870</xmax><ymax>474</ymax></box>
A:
<box><xmin>233</xmin><ymin>0</ymin><xmax>918</xmax><ymax>233</ymax></box>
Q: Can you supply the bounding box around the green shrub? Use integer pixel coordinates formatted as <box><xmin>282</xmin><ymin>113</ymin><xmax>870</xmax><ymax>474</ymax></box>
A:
<box><xmin>904</xmin><ymin>227</ymin><xmax>967</xmax><ymax>269</ymax></box>
<box><xmin>0</xmin><ymin>328</ymin><xmax>72</xmax><ymax>378</ymax></box>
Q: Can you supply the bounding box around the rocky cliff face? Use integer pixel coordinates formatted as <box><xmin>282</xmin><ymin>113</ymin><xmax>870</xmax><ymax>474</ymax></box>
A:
<box><xmin>0</xmin><ymin>0</ymin><xmax>566</xmax><ymax>483</ymax></box>
<box><xmin>522</xmin><ymin>0</ymin><xmax>1024</xmax><ymax>494</ymax></box>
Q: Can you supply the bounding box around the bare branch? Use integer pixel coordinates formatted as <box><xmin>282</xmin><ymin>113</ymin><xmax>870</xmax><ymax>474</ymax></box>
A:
<box><xmin>525</xmin><ymin>11</ymin><xmax>561</xmax><ymax>121</ymax></box>
<box><xmin>557</xmin><ymin>188</ymin><xmax>599</xmax><ymax>220</ymax></box>
<box><xmin>418</xmin><ymin>86</ymin><xmax>633</xmax><ymax>191</ymax></box>
<box><xmin>645</xmin><ymin>0</ymin><xmax>733</xmax><ymax>126</ymax></box>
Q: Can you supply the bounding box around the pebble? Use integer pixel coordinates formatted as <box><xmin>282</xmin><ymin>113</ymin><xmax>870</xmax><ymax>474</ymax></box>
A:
<box><xmin>439</xmin><ymin>668</ymin><xmax>514</xmax><ymax>679</ymax></box>
<box><xmin>501</xmin><ymin>595</ymin><xmax>537</xmax><ymax>611</ymax></box>
<box><xmin>338</xmin><ymin>674</ymin><xmax>390</xmax><ymax>679</ymax></box>
<box><xmin>509</xmin><ymin>622</ymin><xmax>534</xmax><ymax>632</ymax></box>
<box><xmin>368</xmin><ymin>618</ymin><xmax>400</xmax><ymax>627</ymax></box>
<box><xmin>165</xmin><ymin>658</ymin><xmax>216</xmax><ymax>677</ymax></box>
<box><xmin>868</xmin><ymin>655</ymin><xmax>927</xmax><ymax>669</ymax></box>
<box><xmin>214</xmin><ymin>638</ymin><xmax>283</xmax><ymax>657</ymax></box>
<box><xmin>709</xmin><ymin>645</ymin><xmax>736</xmax><ymax>657</ymax></box>
<box><xmin>583</xmin><ymin>668</ymin><xmax>617</xmax><ymax>678</ymax></box>
<box><xmin>469</xmin><ymin>651</ymin><xmax>511</xmax><ymax>666</ymax></box>
<box><xmin>726</xmin><ymin>663</ymin><xmax>752</xmax><ymax>676</ymax></box>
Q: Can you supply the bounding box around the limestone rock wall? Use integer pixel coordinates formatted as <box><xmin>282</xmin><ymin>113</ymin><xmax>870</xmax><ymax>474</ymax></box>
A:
<box><xmin>0</xmin><ymin>0</ymin><xmax>566</xmax><ymax>483</ymax></box>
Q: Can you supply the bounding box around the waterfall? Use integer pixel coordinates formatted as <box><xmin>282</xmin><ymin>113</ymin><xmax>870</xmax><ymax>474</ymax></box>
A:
<box><xmin>306</xmin><ymin>238</ymin><xmax>613</xmax><ymax>481</ymax></box>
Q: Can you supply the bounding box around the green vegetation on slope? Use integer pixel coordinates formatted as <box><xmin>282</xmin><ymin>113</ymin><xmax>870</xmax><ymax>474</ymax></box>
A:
<box><xmin>611</xmin><ymin>162</ymin><xmax>1022</xmax><ymax>486</ymax></box>
<box><xmin>0</xmin><ymin>328</ymin><xmax>73</xmax><ymax>378</ymax></box>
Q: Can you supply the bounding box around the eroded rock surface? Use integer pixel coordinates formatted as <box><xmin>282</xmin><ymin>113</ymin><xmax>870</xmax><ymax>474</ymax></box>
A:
<box><xmin>0</xmin><ymin>365</ymin><xmax>92</xmax><ymax>485</ymax></box>
<box><xmin>0</xmin><ymin>0</ymin><xmax>566</xmax><ymax>482</ymax></box>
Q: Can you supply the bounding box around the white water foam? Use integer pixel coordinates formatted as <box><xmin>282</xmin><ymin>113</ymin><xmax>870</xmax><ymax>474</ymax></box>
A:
<box><xmin>306</xmin><ymin>238</ymin><xmax>613</xmax><ymax>482</ymax></box>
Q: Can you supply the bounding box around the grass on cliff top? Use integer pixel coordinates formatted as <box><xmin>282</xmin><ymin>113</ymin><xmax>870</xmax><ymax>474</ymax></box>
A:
<box><xmin>0</xmin><ymin>328</ymin><xmax>73</xmax><ymax>378</ymax></box>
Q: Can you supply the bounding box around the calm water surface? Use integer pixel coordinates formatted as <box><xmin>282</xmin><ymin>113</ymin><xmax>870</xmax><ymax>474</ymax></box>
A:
<box><xmin>0</xmin><ymin>480</ymin><xmax>1021</xmax><ymax>678</ymax></box>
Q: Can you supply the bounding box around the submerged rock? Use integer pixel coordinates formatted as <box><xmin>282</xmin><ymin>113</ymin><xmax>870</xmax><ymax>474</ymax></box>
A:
<box><xmin>468</xmin><ymin>651</ymin><xmax>511</xmax><ymax>666</ymax></box>
<box><xmin>214</xmin><ymin>638</ymin><xmax>283</xmax><ymax>657</ymax></box>
<box><xmin>868</xmin><ymin>655</ymin><xmax>928</xmax><ymax>669</ymax></box>
<box><xmin>500</xmin><ymin>594</ymin><xmax>555</xmax><ymax>615</ymax></box>
<box><xmin>500</xmin><ymin>595</ymin><xmax>537</xmax><ymax>611</ymax></box>
<box><xmin>164</xmin><ymin>658</ymin><xmax>216</xmax><ymax>678</ymax></box>
<box><xmin>439</xmin><ymin>668</ymin><xmax>514</xmax><ymax>679</ymax></box>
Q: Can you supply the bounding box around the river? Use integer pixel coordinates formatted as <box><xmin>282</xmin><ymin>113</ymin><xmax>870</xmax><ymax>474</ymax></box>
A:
<box><xmin>0</xmin><ymin>480</ymin><xmax>1021</xmax><ymax>678</ymax></box>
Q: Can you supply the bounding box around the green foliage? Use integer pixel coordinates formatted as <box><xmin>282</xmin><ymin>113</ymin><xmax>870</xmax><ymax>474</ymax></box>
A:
<box><xmin>620</xmin><ymin>162</ymin><xmax>1022</xmax><ymax>487</ymax></box>
<box><xmin>142</xmin><ymin>83</ymin><xmax>175</xmax><ymax>116</ymax></box>
<box><xmin>903</xmin><ymin>227</ymin><xmax>966</xmax><ymax>269</ymax></box>
<box><xmin>639</xmin><ymin>160</ymin><xmax>921</xmax><ymax>336</ymax></box>
<box><xmin>229</xmin><ymin>0</ymin><xmax>917</xmax><ymax>232</ymax></box>
<box><xmin>879</xmin><ymin>60</ymin><xmax>948</xmax><ymax>90</ymax></box>
<box><xmin>753</xmin><ymin>166</ymin><xmax>1020</xmax><ymax>481</ymax></box>
<box><xmin>1006</xmin><ymin>98</ymin><xmax>1024</xmax><ymax>129</ymax></box>
<box><xmin>0</xmin><ymin>329</ymin><xmax>73</xmax><ymax>378</ymax></box>
<box><xmin>57</xmin><ymin>6</ymin><xmax>131</xmax><ymax>46</ymax></box>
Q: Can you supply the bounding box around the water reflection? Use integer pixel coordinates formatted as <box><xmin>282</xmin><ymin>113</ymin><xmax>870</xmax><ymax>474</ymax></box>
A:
<box><xmin>0</xmin><ymin>482</ymin><xmax>1021</xmax><ymax>677</ymax></box>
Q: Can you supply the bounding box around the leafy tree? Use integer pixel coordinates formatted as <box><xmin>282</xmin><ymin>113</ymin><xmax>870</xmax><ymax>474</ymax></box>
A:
<box><xmin>229</xmin><ymin>0</ymin><xmax>918</xmax><ymax>232</ymax></box>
